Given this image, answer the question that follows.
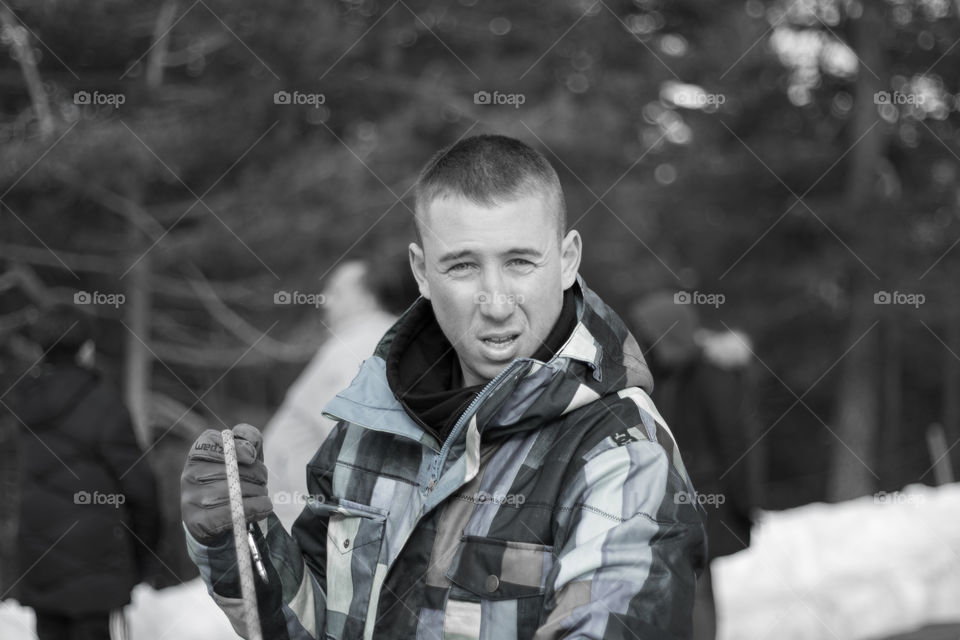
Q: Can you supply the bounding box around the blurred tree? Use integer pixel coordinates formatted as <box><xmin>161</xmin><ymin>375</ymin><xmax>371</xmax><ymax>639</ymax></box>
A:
<box><xmin>0</xmin><ymin>0</ymin><xmax>959</xmax><ymax>544</ymax></box>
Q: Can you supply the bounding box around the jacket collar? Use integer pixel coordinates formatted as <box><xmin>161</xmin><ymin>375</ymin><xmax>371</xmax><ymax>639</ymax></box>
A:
<box><xmin>322</xmin><ymin>275</ymin><xmax>653</xmax><ymax>449</ymax></box>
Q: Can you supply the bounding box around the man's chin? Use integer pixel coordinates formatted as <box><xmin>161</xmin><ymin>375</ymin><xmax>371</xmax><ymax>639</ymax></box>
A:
<box><xmin>461</xmin><ymin>361</ymin><xmax>509</xmax><ymax>387</ymax></box>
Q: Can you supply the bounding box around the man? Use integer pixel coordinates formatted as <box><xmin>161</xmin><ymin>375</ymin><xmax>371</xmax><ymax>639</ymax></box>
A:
<box><xmin>9</xmin><ymin>311</ymin><xmax>159</xmax><ymax>640</ymax></box>
<box><xmin>631</xmin><ymin>293</ymin><xmax>762</xmax><ymax>640</ymax></box>
<box><xmin>181</xmin><ymin>135</ymin><xmax>706</xmax><ymax>639</ymax></box>
<box><xmin>264</xmin><ymin>259</ymin><xmax>408</xmax><ymax>529</ymax></box>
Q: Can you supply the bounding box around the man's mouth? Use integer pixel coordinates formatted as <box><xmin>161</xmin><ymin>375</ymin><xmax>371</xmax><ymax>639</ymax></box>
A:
<box><xmin>479</xmin><ymin>332</ymin><xmax>522</xmax><ymax>359</ymax></box>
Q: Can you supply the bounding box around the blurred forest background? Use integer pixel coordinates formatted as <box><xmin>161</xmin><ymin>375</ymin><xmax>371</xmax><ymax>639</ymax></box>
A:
<box><xmin>1</xmin><ymin>0</ymin><xmax>959</xmax><ymax>588</ymax></box>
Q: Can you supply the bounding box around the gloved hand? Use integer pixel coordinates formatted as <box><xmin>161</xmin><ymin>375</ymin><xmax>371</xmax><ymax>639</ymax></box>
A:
<box><xmin>180</xmin><ymin>424</ymin><xmax>273</xmax><ymax>545</ymax></box>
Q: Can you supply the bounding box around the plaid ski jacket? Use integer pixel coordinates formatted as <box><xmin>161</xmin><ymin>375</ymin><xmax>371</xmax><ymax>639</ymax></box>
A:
<box><xmin>187</xmin><ymin>277</ymin><xmax>707</xmax><ymax>639</ymax></box>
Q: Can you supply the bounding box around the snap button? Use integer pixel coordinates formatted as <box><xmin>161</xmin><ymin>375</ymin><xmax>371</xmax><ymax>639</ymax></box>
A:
<box><xmin>343</xmin><ymin>538</ymin><xmax>351</xmax><ymax>549</ymax></box>
<box><xmin>484</xmin><ymin>574</ymin><xmax>500</xmax><ymax>593</ymax></box>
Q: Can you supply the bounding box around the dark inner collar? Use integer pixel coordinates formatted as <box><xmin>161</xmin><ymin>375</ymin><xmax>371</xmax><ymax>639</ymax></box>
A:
<box><xmin>386</xmin><ymin>288</ymin><xmax>579</xmax><ymax>441</ymax></box>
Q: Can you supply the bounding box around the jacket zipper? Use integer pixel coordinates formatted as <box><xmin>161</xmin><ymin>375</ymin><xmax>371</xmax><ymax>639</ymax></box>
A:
<box><xmin>426</xmin><ymin>358</ymin><xmax>529</xmax><ymax>490</ymax></box>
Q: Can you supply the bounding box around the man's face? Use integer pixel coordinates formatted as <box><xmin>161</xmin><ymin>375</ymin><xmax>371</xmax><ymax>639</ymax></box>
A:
<box><xmin>409</xmin><ymin>192</ymin><xmax>581</xmax><ymax>387</ymax></box>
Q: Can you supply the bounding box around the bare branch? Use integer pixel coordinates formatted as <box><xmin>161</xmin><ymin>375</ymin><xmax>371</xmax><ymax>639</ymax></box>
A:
<box><xmin>146</xmin><ymin>1</ymin><xmax>179</xmax><ymax>91</ymax></box>
<box><xmin>0</xmin><ymin>243</ymin><xmax>119</xmax><ymax>273</ymax></box>
<box><xmin>152</xmin><ymin>339</ymin><xmax>311</xmax><ymax>368</ymax></box>
<box><xmin>0</xmin><ymin>306</ymin><xmax>38</xmax><ymax>335</ymax></box>
<box><xmin>185</xmin><ymin>271</ymin><xmax>320</xmax><ymax>362</ymax></box>
<box><xmin>0</xmin><ymin>262</ymin><xmax>57</xmax><ymax>306</ymax></box>
<box><xmin>52</xmin><ymin>167</ymin><xmax>168</xmax><ymax>240</ymax></box>
<box><xmin>0</xmin><ymin>6</ymin><xmax>55</xmax><ymax>142</ymax></box>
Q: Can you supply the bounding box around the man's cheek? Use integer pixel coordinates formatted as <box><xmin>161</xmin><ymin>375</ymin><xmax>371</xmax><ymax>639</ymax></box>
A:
<box><xmin>433</xmin><ymin>297</ymin><xmax>473</xmax><ymax>335</ymax></box>
<box><xmin>442</xmin><ymin>290</ymin><xmax>477</xmax><ymax>315</ymax></box>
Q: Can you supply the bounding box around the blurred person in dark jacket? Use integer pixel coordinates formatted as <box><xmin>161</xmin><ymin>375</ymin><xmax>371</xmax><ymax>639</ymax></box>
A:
<box><xmin>631</xmin><ymin>292</ymin><xmax>762</xmax><ymax>640</ymax></box>
<box><xmin>7</xmin><ymin>310</ymin><xmax>159</xmax><ymax>640</ymax></box>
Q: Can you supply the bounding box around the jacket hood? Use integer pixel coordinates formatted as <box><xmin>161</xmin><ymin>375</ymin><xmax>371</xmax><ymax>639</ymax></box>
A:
<box><xmin>323</xmin><ymin>276</ymin><xmax>652</xmax><ymax>448</ymax></box>
<box><xmin>11</xmin><ymin>365</ymin><xmax>97</xmax><ymax>427</ymax></box>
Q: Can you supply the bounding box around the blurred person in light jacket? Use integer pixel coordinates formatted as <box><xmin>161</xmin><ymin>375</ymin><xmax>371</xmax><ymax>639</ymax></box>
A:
<box><xmin>263</xmin><ymin>257</ymin><xmax>416</xmax><ymax>529</ymax></box>
<box><xmin>631</xmin><ymin>292</ymin><xmax>763</xmax><ymax>640</ymax></box>
<box><xmin>8</xmin><ymin>310</ymin><xmax>159</xmax><ymax>640</ymax></box>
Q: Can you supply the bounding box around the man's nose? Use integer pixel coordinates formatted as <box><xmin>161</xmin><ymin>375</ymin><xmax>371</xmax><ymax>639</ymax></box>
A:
<box><xmin>477</xmin><ymin>278</ymin><xmax>515</xmax><ymax>321</ymax></box>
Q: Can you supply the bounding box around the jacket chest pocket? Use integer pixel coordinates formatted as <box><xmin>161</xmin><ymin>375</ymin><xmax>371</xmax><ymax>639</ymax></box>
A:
<box><xmin>443</xmin><ymin>536</ymin><xmax>555</xmax><ymax>640</ymax></box>
<box><xmin>308</xmin><ymin>498</ymin><xmax>388</xmax><ymax>639</ymax></box>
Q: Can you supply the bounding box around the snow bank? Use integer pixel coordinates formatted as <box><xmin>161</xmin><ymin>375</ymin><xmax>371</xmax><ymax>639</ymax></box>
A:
<box><xmin>3</xmin><ymin>482</ymin><xmax>959</xmax><ymax>639</ymax></box>
<box><xmin>128</xmin><ymin>580</ymin><xmax>239</xmax><ymax>639</ymax></box>
<box><xmin>0</xmin><ymin>579</ymin><xmax>238</xmax><ymax>640</ymax></box>
<box><xmin>715</xmin><ymin>482</ymin><xmax>960</xmax><ymax>640</ymax></box>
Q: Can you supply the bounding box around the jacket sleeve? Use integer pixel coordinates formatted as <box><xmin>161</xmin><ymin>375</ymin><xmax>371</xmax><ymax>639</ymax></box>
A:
<box><xmin>534</xmin><ymin>428</ymin><xmax>707</xmax><ymax>639</ymax></box>
<box><xmin>185</xmin><ymin>513</ymin><xmax>327</xmax><ymax>639</ymax></box>
<box><xmin>185</xmin><ymin>426</ymin><xmax>344</xmax><ymax>639</ymax></box>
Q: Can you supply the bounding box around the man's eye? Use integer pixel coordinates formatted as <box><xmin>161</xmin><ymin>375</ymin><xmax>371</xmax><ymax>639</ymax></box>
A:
<box><xmin>508</xmin><ymin>258</ymin><xmax>534</xmax><ymax>267</ymax></box>
<box><xmin>449</xmin><ymin>263</ymin><xmax>474</xmax><ymax>272</ymax></box>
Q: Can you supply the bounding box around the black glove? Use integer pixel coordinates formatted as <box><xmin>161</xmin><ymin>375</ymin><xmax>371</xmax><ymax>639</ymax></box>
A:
<box><xmin>180</xmin><ymin>424</ymin><xmax>273</xmax><ymax>545</ymax></box>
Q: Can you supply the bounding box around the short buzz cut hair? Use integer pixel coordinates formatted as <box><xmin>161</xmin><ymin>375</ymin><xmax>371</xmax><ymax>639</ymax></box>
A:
<box><xmin>412</xmin><ymin>134</ymin><xmax>567</xmax><ymax>243</ymax></box>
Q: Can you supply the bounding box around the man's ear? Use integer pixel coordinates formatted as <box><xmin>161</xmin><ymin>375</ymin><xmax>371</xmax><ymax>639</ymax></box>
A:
<box><xmin>408</xmin><ymin>242</ymin><xmax>431</xmax><ymax>299</ymax></box>
<box><xmin>559</xmin><ymin>230</ymin><xmax>582</xmax><ymax>290</ymax></box>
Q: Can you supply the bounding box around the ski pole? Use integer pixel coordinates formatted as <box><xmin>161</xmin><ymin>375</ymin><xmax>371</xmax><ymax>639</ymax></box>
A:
<box><xmin>221</xmin><ymin>428</ymin><xmax>264</xmax><ymax>640</ymax></box>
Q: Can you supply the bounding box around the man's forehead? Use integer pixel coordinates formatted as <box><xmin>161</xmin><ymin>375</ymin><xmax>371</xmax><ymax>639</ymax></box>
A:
<box><xmin>420</xmin><ymin>195</ymin><xmax>557</xmax><ymax>254</ymax></box>
<box><xmin>419</xmin><ymin>192</ymin><xmax>557</xmax><ymax>232</ymax></box>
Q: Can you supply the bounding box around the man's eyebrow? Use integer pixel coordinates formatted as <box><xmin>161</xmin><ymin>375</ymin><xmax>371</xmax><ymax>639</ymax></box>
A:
<box><xmin>437</xmin><ymin>249</ymin><xmax>474</xmax><ymax>263</ymax></box>
<box><xmin>503</xmin><ymin>247</ymin><xmax>544</xmax><ymax>258</ymax></box>
<box><xmin>437</xmin><ymin>247</ymin><xmax>544</xmax><ymax>263</ymax></box>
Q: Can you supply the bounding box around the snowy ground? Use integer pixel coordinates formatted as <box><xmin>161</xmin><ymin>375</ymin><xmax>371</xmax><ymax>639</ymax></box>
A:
<box><xmin>715</xmin><ymin>482</ymin><xmax>960</xmax><ymax>640</ymax></box>
<box><xmin>0</xmin><ymin>580</ymin><xmax>240</xmax><ymax>640</ymax></box>
<box><xmin>2</xmin><ymin>482</ymin><xmax>959</xmax><ymax>640</ymax></box>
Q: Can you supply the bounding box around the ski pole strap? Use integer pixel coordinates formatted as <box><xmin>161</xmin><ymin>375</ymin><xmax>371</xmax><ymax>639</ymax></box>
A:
<box><xmin>221</xmin><ymin>428</ymin><xmax>264</xmax><ymax>640</ymax></box>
